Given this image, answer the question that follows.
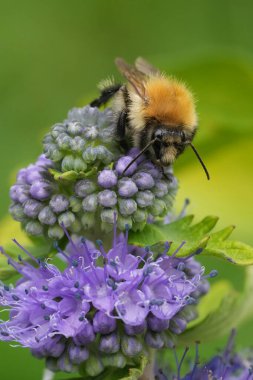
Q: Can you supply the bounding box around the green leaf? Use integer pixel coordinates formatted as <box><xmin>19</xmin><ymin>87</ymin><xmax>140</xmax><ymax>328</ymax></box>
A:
<box><xmin>155</xmin><ymin>270</ymin><xmax>245</xmax><ymax>347</ymax></box>
<box><xmin>208</xmin><ymin>225</ymin><xmax>235</xmax><ymax>241</ymax></box>
<box><xmin>177</xmin><ymin>266</ymin><xmax>253</xmax><ymax>345</ymax></box>
<box><xmin>186</xmin><ymin>280</ymin><xmax>236</xmax><ymax>329</ymax></box>
<box><xmin>129</xmin><ymin>224</ymin><xmax>166</xmax><ymax>247</ymax></box>
<box><xmin>129</xmin><ymin>215</ymin><xmax>253</xmax><ymax>265</ymax></box>
<box><xmin>205</xmin><ymin>240</ymin><xmax>253</xmax><ymax>265</ymax></box>
<box><xmin>49</xmin><ymin>167</ymin><xmax>97</xmax><ymax>182</ymax></box>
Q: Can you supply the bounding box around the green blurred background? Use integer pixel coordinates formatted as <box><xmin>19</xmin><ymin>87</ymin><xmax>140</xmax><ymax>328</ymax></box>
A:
<box><xmin>0</xmin><ymin>0</ymin><xmax>253</xmax><ymax>378</ymax></box>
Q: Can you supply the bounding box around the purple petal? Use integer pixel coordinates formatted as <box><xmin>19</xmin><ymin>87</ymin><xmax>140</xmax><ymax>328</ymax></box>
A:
<box><xmin>115</xmin><ymin>156</ymin><xmax>137</xmax><ymax>176</ymax></box>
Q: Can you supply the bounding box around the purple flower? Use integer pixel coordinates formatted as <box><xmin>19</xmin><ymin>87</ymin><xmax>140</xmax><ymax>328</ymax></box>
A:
<box><xmin>99</xmin><ymin>332</ymin><xmax>120</xmax><ymax>354</ymax></box>
<box><xmin>98</xmin><ymin>169</ymin><xmax>118</xmax><ymax>188</ymax></box>
<box><xmin>68</xmin><ymin>343</ymin><xmax>89</xmax><ymax>365</ymax></box>
<box><xmin>93</xmin><ymin>311</ymin><xmax>117</xmax><ymax>334</ymax></box>
<box><xmin>117</xmin><ymin>178</ymin><xmax>138</xmax><ymax>197</ymax></box>
<box><xmin>30</xmin><ymin>179</ymin><xmax>53</xmax><ymax>200</ymax></box>
<box><xmin>0</xmin><ymin>222</ymin><xmax>213</xmax><ymax>374</ymax></box>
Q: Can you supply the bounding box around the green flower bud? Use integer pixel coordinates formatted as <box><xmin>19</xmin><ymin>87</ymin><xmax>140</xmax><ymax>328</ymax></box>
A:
<box><xmin>67</xmin><ymin>121</ymin><xmax>83</xmax><ymax>136</ymax></box>
<box><xmin>81</xmin><ymin>212</ymin><xmax>95</xmax><ymax>229</ymax></box>
<box><xmin>51</xmin><ymin>124</ymin><xmax>66</xmax><ymax>137</ymax></box>
<box><xmin>132</xmin><ymin>209</ymin><xmax>147</xmax><ymax>223</ymax></box>
<box><xmin>82</xmin><ymin>194</ymin><xmax>98</xmax><ymax>212</ymax></box>
<box><xmin>100</xmin><ymin>209</ymin><xmax>117</xmax><ymax>225</ymax></box>
<box><xmin>117</xmin><ymin>215</ymin><xmax>133</xmax><ymax>231</ymax></box>
<box><xmin>118</xmin><ymin>199</ymin><xmax>137</xmax><ymax>216</ymax></box>
<box><xmin>38</xmin><ymin>206</ymin><xmax>57</xmax><ymax>225</ymax></box>
<box><xmin>56</xmin><ymin>134</ymin><xmax>72</xmax><ymax>150</ymax></box>
<box><xmin>75</xmin><ymin>180</ymin><xmax>96</xmax><ymax>197</ymax></box>
<box><xmin>57</xmin><ymin>352</ymin><xmax>76</xmax><ymax>373</ymax></box>
<box><xmin>73</xmin><ymin>157</ymin><xmax>87</xmax><ymax>172</ymax></box>
<box><xmin>101</xmin><ymin>353</ymin><xmax>126</xmax><ymax>369</ymax></box>
<box><xmin>58</xmin><ymin>211</ymin><xmax>75</xmax><ymax>228</ymax></box>
<box><xmin>82</xmin><ymin>147</ymin><xmax>97</xmax><ymax>163</ymax></box>
<box><xmin>9</xmin><ymin>203</ymin><xmax>27</xmax><ymax>222</ymax></box>
<box><xmin>69</xmin><ymin>219</ymin><xmax>82</xmax><ymax>233</ymax></box>
<box><xmin>161</xmin><ymin>331</ymin><xmax>175</xmax><ymax>348</ymax></box>
<box><xmin>85</xmin><ymin>355</ymin><xmax>104</xmax><ymax>377</ymax></box>
<box><xmin>136</xmin><ymin>190</ymin><xmax>155</xmax><ymax>208</ymax></box>
<box><xmin>69</xmin><ymin>196</ymin><xmax>82</xmax><ymax>212</ymax></box>
<box><xmin>25</xmin><ymin>221</ymin><xmax>43</xmax><ymax>236</ymax></box>
<box><xmin>48</xmin><ymin>149</ymin><xmax>64</xmax><ymax>162</ymax></box>
<box><xmin>61</xmin><ymin>155</ymin><xmax>75</xmax><ymax>172</ymax></box>
<box><xmin>96</xmin><ymin>146</ymin><xmax>114</xmax><ymax>164</ymax></box>
<box><xmin>149</xmin><ymin>199</ymin><xmax>167</xmax><ymax>216</ymax></box>
<box><xmin>131</xmin><ymin>221</ymin><xmax>146</xmax><ymax>232</ymax></box>
<box><xmin>69</xmin><ymin>136</ymin><xmax>85</xmax><ymax>153</ymax></box>
<box><xmin>121</xmin><ymin>336</ymin><xmax>143</xmax><ymax>357</ymax></box>
<box><xmin>48</xmin><ymin>225</ymin><xmax>65</xmax><ymax>240</ymax></box>
<box><xmin>145</xmin><ymin>331</ymin><xmax>164</xmax><ymax>349</ymax></box>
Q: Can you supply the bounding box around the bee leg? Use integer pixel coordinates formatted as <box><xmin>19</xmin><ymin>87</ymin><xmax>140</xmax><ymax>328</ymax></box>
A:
<box><xmin>90</xmin><ymin>84</ymin><xmax>121</xmax><ymax>108</ymax></box>
<box><xmin>116</xmin><ymin>110</ymin><xmax>129</xmax><ymax>149</ymax></box>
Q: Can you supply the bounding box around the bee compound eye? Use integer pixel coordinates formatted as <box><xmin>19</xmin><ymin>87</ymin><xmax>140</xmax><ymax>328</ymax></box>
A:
<box><xmin>180</xmin><ymin>131</ymin><xmax>186</xmax><ymax>142</ymax></box>
<box><xmin>154</xmin><ymin>129</ymin><xmax>164</xmax><ymax>140</ymax></box>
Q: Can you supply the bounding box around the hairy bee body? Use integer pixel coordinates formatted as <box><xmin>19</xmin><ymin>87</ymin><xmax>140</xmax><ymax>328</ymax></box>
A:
<box><xmin>90</xmin><ymin>57</ymin><xmax>209</xmax><ymax>179</ymax></box>
<box><xmin>113</xmin><ymin>73</ymin><xmax>197</xmax><ymax>166</ymax></box>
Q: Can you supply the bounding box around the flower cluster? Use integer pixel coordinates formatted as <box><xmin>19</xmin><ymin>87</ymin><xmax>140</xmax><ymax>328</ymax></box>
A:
<box><xmin>43</xmin><ymin>105</ymin><xmax>120</xmax><ymax>173</ymax></box>
<box><xmin>9</xmin><ymin>149</ymin><xmax>177</xmax><ymax>239</ymax></box>
<box><xmin>0</xmin><ymin>226</ymin><xmax>212</xmax><ymax>375</ymax></box>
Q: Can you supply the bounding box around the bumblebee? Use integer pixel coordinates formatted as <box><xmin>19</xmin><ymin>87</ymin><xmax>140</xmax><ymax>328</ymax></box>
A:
<box><xmin>90</xmin><ymin>57</ymin><xmax>209</xmax><ymax>179</ymax></box>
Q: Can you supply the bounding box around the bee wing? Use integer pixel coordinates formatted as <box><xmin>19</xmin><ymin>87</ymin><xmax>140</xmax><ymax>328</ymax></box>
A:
<box><xmin>115</xmin><ymin>57</ymin><xmax>147</xmax><ymax>99</ymax></box>
<box><xmin>135</xmin><ymin>57</ymin><xmax>160</xmax><ymax>76</ymax></box>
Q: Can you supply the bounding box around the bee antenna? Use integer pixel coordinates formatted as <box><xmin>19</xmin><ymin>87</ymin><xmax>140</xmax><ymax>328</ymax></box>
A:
<box><xmin>189</xmin><ymin>143</ymin><xmax>210</xmax><ymax>180</ymax></box>
<box><xmin>122</xmin><ymin>138</ymin><xmax>158</xmax><ymax>175</ymax></box>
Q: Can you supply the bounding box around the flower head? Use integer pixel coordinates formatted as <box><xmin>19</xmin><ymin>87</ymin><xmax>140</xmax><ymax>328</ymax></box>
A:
<box><xmin>9</xmin><ymin>149</ymin><xmax>177</xmax><ymax>239</ymax></box>
<box><xmin>0</xmin><ymin>224</ymin><xmax>212</xmax><ymax>374</ymax></box>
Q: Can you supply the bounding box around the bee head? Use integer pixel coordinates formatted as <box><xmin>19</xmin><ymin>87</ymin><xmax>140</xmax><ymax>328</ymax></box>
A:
<box><xmin>122</xmin><ymin>126</ymin><xmax>209</xmax><ymax>180</ymax></box>
<box><xmin>152</xmin><ymin>127</ymin><xmax>188</xmax><ymax>166</ymax></box>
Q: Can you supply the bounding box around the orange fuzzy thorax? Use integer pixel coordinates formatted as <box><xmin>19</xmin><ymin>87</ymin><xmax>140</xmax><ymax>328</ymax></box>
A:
<box><xmin>144</xmin><ymin>76</ymin><xmax>197</xmax><ymax>130</ymax></box>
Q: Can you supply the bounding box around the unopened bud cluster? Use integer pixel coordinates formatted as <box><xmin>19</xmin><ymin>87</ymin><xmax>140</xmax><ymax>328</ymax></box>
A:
<box><xmin>9</xmin><ymin>150</ymin><xmax>177</xmax><ymax>239</ymax></box>
<box><xmin>43</xmin><ymin>106</ymin><xmax>120</xmax><ymax>173</ymax></box>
